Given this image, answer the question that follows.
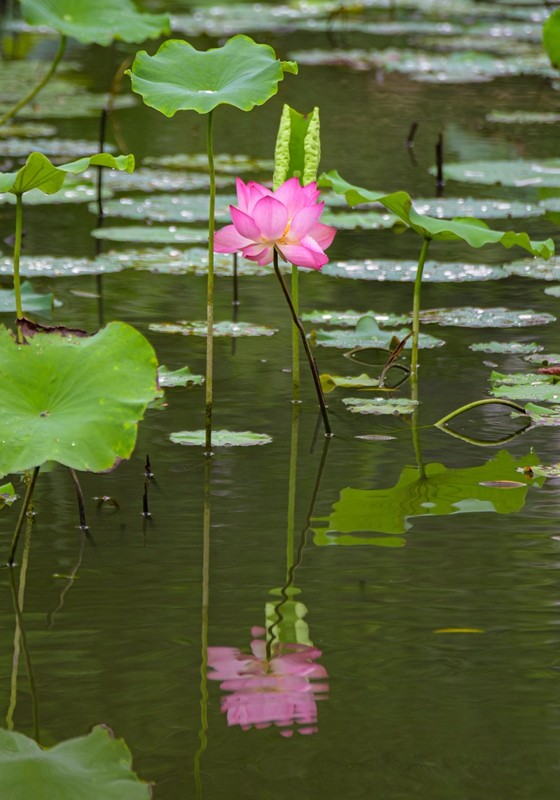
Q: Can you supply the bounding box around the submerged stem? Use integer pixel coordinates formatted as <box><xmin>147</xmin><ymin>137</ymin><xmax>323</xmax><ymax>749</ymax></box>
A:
<box><xmin>291</xmin><ymin>264</ymin><xmax>300</xmax><ymax>401</ymax></box>
<box><xmin>410</xmin><ymin>238</ymin><xmax>431</xmax><ymax>382</ymax></box>
<box><xmin>273</xmin><ymin>251</ymin><xmax>332</xmax><ymax>436</ymax></box>
<box><xmin>13</xmin><ymin>193</ymin><xmax>23</xmax><ymax>343</ymax></box>
<box><xmin>0</xmin><ymin>34</ymin><xmax>67</xmax><ymax>127</ymax></box>
<box><xmin>205</xmin><ymin>111</ymin><xmax>216</xmax><ymax>456</ymax></box>
<box><xmin>7</xmin><ymin>466</ymin><xmax>40</xmax><ymax>566</ymax></box>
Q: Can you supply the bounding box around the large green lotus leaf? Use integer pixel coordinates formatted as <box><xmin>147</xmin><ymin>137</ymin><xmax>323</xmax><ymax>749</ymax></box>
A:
<box><xmin>20</xmin><ymin>0</ymin><xmax>170</xmax><ymax>45</ymax></box>
<box><xmin>322</xmin><ymin>258</ymin><xmax>507</xmax><ymax>282</ymax></box>
<box><xmin>0</xmin><ymin>152</ymin><xmax>134</xmax><ymax>196</ymax></box>
<box><xmin>523</xmin><ymin>402</ymin><xmax>560</xmax><ymax>426</ymax></box>
<box><xmin>0</xmin><ymin>255</ymin><xmax>125</xmax><ymax>277</ymax></box>
<box><xmin>92</xmin><ymin>226</ymin><xmax>208</xmax><ymax>244</ymax></box>
<box><xmin>143</xmin><ymin>153</ymin><xmax>274</xmax><ymax>175</ymax></box>
<box><xmin>319</xmin><ymin>171</ymin><xmax>554</xmax><ymax>257</ymax></box>
<box><xmin>544</xmin><ymin>9</ymin><xmax>560</xmax><ymax>68</ymax></box>
<box><xmin>420</xmin><ymin>307</ymin><xmax>555</xmax><ymax>327</ymax></box>
<box><xmin>314</xmin><ymin>316</ymin><xmax>444</xmax><ymax>350</ymax></box>
<box><xmin>504</xmin><ymin>255</ymin><xmax>560</xmax><ymax>281</ymax></box>
<box><xmin>0</xmin><ymin>322</ymin><xmax>158</xmax><ymax>476</ymax></box>
<box><xmin>127</xmin><ymin>35</ymin><xmax>297</xmax><ymax>116</ymax></box>
<box><xmin>97</xmin><ymin>193</ymin><xmax>237</xmax><ymax>223</ymax></box>
<box><xmin>312</xmin><ymin>450</ymin><xmax>542</xmax><ymax>540</ymax></box>
<box><xmin>434</xmin><ymin>158</ymin><xmax>560</xmax><ymax>187</ymax></box>
<box><xmin>149</xmin><ymin>320</ymin><xmax>277</xmax><ymax>337</ymax></box>
<box><xmin>0</xmin><ymin>725</ymin><xmax>151</xmax><ymax>799</ymax></box>
<box><xmin>273</xmin><ymin>104</ymin><xmax>320</xmax><ymax>189</ymax></box>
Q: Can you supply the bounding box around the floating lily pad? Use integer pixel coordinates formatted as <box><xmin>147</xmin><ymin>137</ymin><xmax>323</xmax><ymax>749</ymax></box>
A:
<box><xmin>320</xmin><ymin>373</ymin><xmax>380</xmax><ymax>393</ymax></box>
<box><xmin>438</xmin><ymin>158</ymin><xmax>560</xmax><ymax>187</ymax></box>
<box><xmin>0</xmin><ymin>255</ymin><xmax>124</xmax><ymax>277</ymax></box>
<box><xmin>0</xmin><ymin>725</ymin><xmax>151</xmax><ymax>800</ymax></box>
<box><xmin>469</xmin><ymin>341</ymin><xmax>543</xmax><ymax>354</ymax></box>
<box><xmin>530</xmin><ymin>463</ymin><xmax>560</xmax><ymax>477</ymax></box>
<box><xmin>97</xmin><ymin>194</ymin><xmax>237</xmax><ymax>223</ymax></box>
<box><xmin>342</xmin><ymin>397</ymin><xmax>419</xmax><ymax>415</ymax></box>
<box><xmin>100</xmin><ymin>169</ymin><xmax>231</xmax><ymax>194</ymax></box>
<box><xmin>0</xmin><ymin>321</ymin><xmax>158</xmax><ymax>476</ymax></box>
<box><xmin>322</xmin><ymin>258</ymin><xmax>507</xmax><ymax>282</ymax></box>
<box><xmin>544</xmin><ymin>285</ymin><xmax>560</xmax><ymax>297</ymax></box>
<box><xmin>0</xmin><ymin>183</ymin><xmax>111</xmax><ymax>205</ymax></box>
<box><xmin>503</xmin><ymin>256</ymin><xmax>560</xmax><ymax>281</ymax></box>
<box><xmin>411</xmin><ymin>196</ymin><xmax>543</xmax><ymax>219</ymax></box>
<box><xmin>524</xmin><ymin>353</ymin><xmax>560</xmax><ymax>366</ymax></box>
<box><xmin>420</xmin><ymin>307</ymin><xmax>556</xmax><ymax>327</ymax></box>
<box><xmin>169</xmin><ymin>429</ymin><xmax>272</xmax><ymax>447</ymax></box>
<box><xmin>523</xmin><ymin>402</ymin><xmax>560</xmax><ymax>426</ymax></box>
<box><xmin>0</xmin><ymin>93</ymin><xmax>137</xmax><ymax>119</ymax></box>
<box><xmin>486</xmin><ymin>110</ymin><xmax>560</xmax><ymax>124</ymax></box>
<box><xmin>0</xmin><ymin>282</ymin><xmax>59</xmax><ymax>314</ymax></box>
<box><xmin>149</xmin><ymin>320</ymin><xmax>278</xmax><ymax>337</ymax></box>
<box><xmin>0</xmin><ymin>137</ymin><xmax>116</xmax><ymax>158</ymax></box>
<box><xmin>143</xmin><ymin>153</ymin><xmax>274</xmax><ymax>175</ymax></box>
<box><xmin>321</xmin><ymin>209</ymin><xmax>398</xmax><ymax>230</ymax></box>
<box><xmin>491</xmin><ymin>371</ymin><xmax>560</xmax><ymax>401</ymax></box>
<box><xmin>0</xmin><ymin>122</ymin><xmax>57</xmax><ymax>138</ymax></box>
<box><xmin>91</xmin><ymin>226</ymin><xmax>208</xmax><ymax>244</ymax></box>
<box><xmin>99</xmin><ymin>248</ymin><xmax>246</xmax><ymax>276</ymax></box>
<box><xmin>20</xmin><ymin>0</ymin><xmax>170</xmax><ymax>45</ymax></box>
<box><xmin>158</xmin><ymin>365</ymin><xmax>204</xmax><ymax>387</ymax></box>
<box><xmin>314</xmin><ymin>317</ymin><xmax>443</xmax><ymax>350</ymax></box>
<box><xmin>301</xmin><ymin>309</ymin><xmax>409</xmax><ymax>327</ymax></box>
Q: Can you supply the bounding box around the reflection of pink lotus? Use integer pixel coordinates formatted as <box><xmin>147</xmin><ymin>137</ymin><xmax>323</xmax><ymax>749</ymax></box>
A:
<box><xmin>208</xmin><ymin>627</ymin><xmax>328</xmax><ymax>737</ymax></box>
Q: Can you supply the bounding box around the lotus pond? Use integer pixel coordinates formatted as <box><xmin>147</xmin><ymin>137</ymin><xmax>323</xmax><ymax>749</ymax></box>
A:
<box><xmin>2</xmin><ymin>0</ymin><xmax>560</xmax><ymax>797</ymax></box>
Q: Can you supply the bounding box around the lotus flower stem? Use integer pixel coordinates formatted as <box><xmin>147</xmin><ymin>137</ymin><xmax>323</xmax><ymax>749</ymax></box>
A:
<box><xmin>273</xmin><ymin>251</ymin><xmax>332</xmax><ymax>436</ymax></box>
<box><xmin>434</xmin><ymin>398</ymin><xmax>527</xmax><ymax>429</ymax></box>
<box><xmin>7</xmin><ymin>466</ymin><xmax>40</xmax><ymax>566</ymax></box>
<box><xmin>411</xmin><ymin>237</ymin><xmax>431</xmax><ymax>381</ymax></box>
<box><xmin>205</xmin><ymin>110</ymin><xmax>216</xmax><ymax>455</ymax></box>
<box><xmin>13</xmin><ymin>193</ymin><xmax>23</xmax><ymax>340</ymax></box>
<box><xmin>291</xmin><ymin>264</ymin><xmax>301</xmax><ymax>400</ymax></box>
<box><xmin>0</xmin><ymin>34</ymin><xmax>67</xmax><ymax>127</ymax></box>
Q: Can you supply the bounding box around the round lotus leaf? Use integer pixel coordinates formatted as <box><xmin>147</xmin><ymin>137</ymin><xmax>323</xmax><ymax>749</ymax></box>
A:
<box><xmin>0</xmin><ymin>122</ymin><xmax>57</xmax><ymax>137</ymax></box>
<box><xmin>301</xmin><ymin>309</ymin><xmax>410</xmax><ymax>327</ymax></box>
<box><xmin>97</xmin><ymin>194</ymin><xmax>237</xmax><ymax>223</ymax></box>
<box><xmin>314</xmin><ymin>317</ymin><xmax>444</xmax><ymax>350</ymax></box>
<box><xmin>0</xmin><ymin>322</ymin><xmax>158</xmax><ymax>476</ymax></box>
<box><xmin>0</xmin><ymin>282</ymin><xmax>59</xmax><ymax>314</ymax></box>
<box><xmin>486</xmin><ymin>110</ymin><xmax>560</xmax><ymax>124</ymax></box>
<box><xmin>320</xmin><ymin>373</ymin><xmax>380</xmax><ymax>393</ymax></box>
<box><xmin>0</xmin><ymin>138</ymin><xmax>115</xmax><ymax>158</ymax></box>
<box><xmin>0</xmin><ymin>255</ymin><xmax>125</xmax><ymax>277</ymax></box>
<box><xmin>149</xmin><ymin>320</ymin><xmax>278</xmax><ymax>337</ymax></box>
<box><xmin>544</xmin><ymin>285</ymin><xmax>560</xmax><ymax>298</ymax></box>
<box><xmin>491</xmin><ymin>374</ymin><xmax>560</xmax><ymax>402</ymax></box>
<box><xmin>342</xmin><ymin>397</ymin><xmax>419</xmax><ymax>416</ymax></box>
<box><xmin>100</xmin><ymin>169</ymin><xmax>231</xmax><ymax>194</ymax></box>
<box><xmin>322</xmin><ymin>259</ymin><xmax>507</xmax><ymax>282</ymax></box>
<box><xmin>143</xmin><ymin>153</ymin><xmax>274</xmax><ymax>175</ymax></box>
<box><xmin>20</xmin><ymin>0</ymin><xmax>170</xmax><ymax>45</ymax></box>
<box><xmin>469</xmin><ymin>341</ymin><xmax>543</xmax><ymax>354</ymax></box>
<box><xmin>504</xmin><ymin>256</ymin><xmax>560</xmax><ymax>281</ymax></box>
<box><xmin>158</xmin><ymin>365</ymin><xmax>204</xmax><ymax>388</ymax></box>
<box><xmin>127</xmin><ymin>35</ymin><xmax>297</xmax><ymax>116</ymax></box>
<box><xmin>438</xmin><ymin>159</ymin><xmax>560</xmax><ymax>187</ymax></box>
<box><xmin>0</xmin><ymin>93</ymin><xmax>136</xmax><ymax>119</ymax></box>
<box><xmin>170</xmin><ymin>429</ymin><xmax>272</xmax><ymax>446</ymax></box>
<box><xmin>411</xmin><ymin>196</ymin><xmax>543</xmax><ymax>219</ymax></box>
<box><xmin>0</xmin><ymin>725</ymin><xmax>150</xmax><ymax>800</ymax></box>
<box><xmin>91</xmin><ymin>226</ymin><xmax>208</xmax><ymax>244</ymax></box>
<box><xmin>420</xmin><ymin>307</ymin><xmax>556</xmax><ymax>327</ymax></box>
<box><xmin>107</xmin><ymin>248</ymin><xmax>282</xmax><ymax>277</ymax></box>
<box><xmin>524</xmin><ymin>352</ymin><xmax>560</xmax><ymax>365</ymax></box>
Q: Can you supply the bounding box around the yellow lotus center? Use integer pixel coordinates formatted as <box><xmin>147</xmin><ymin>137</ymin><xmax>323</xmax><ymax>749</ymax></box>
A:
<box><xmin>279</xmin><ymin>221</ymin><xmax>291</xmax><ymax>242</ymax></box>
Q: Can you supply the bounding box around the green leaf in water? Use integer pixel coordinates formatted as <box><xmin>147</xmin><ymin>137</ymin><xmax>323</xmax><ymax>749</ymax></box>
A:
<box><xmin>97</xmin><ymin>194</ymin><xmax>237</xmax><ymax>223</ymax></box>
<box><xmin>143</xmin><ymin>153</ymin><xmax>274</xmax><ymax>175</ymax></box>
<box><xmin>342</xmin><ymin>397</ymin><xmax>419</xmax><ymax>415</ymax></box>
<box><xmin>91</xmin><ymin>226</ymin><xmax>207</xmax><ymax>244</ymax></box>
<box><xmin>127</xmin><ymin>35</ymin><xmax>297</xmax><ymax>116</ymax></box>
<box><xmin>320</xmin><ymin>373</ymin><xmax>380</xmax><ymax>394</ymax></box>
<box><xmin>434</xmin><ymin>158</ymin><xmax>560</xmax><ymax>187</ymax></box>
<box><xmin>20</xmin><ymin>0</ymin><xmax>170</xmax><ymax>45</ymax></box>
<box><xmin>504</xmin><ymin>256</ymin><xmax>560</xmax><ymax>281</ymax></box>
<box><xmin>149</xmin><ymin>320</ymin><xmax>278</xmax><ymax>337</ymax></box>
<box><xmin>0</xmin><ymin>322</ymin><xmax>158</xmax><ymax>477</ymax></box>
<box><xmin>420</xmin><ymin>307</ymin><xmax>556</xmax><ymax>327</ymax></box>
<box><xmin>0</xmin><ymin>255</ymin><xmax>125</xmax><ymax>277</ymax></box>
<box><xmin>490</xmin><ymin>371</ymin><xmax>560</xmax><ymax>401</ymax></box>
<box><xmin>469</xmin><ymin>341</ymin><xmax>543</xmax><ymax>354</ymax></box>
<box><xmin>524</xmin><ymin>353</ymin><xmax>560</xmax><ymax>366</ymax></box>
<box><xmin>170</xmin><ymin>429</ymin><xmax>272</xmax><ymax>447</ymax></box>
<box><xmin>0</xmin><ymin>483</ymin><xmax>16</xmax><ymax>509</ymax></box>
<box><xmin>322</xmin><ymin>258</ymin><xmax>507</xmax><ymax>282</ymax></box>
<box><xmin>158</xmin><ymin>365</ymin><xmax>204</xmax><ymax>387</ymax></box>
<box><xmin>523</xmin><ymin>402</ymin><xmax>560</xmax><ymax>426</ymax></box>
<box><xmin>544</xmin><ymin>285</ymin><xmax>560</xmax><ymax>298</ymax></box>
<box><xmin>0</xmin><ymin>725</ymin><xmax>151</xmax><ymax>799</ymax></box>
<box><xmin>0</xmin><ymin>282</ymin><xmax>59</xmax><ymax>314</ymax></box>
<box><xmin>314</xmin><ymin>316</ymin><xmax>444</xmax><ymax>350</ymax></box>
<box><xmin>486</xmin><ymin>110</ymin><xmax>560</xmax><ymax>124</ymax></box>
<box><xmin>543</xmin><ymin>8</ymin><xmax>560</xmax><ymax>69</ymax></box>
<box><xmin>301</xmin><ymin>309</ymin><xmax>409</xmax><ymax>327</ymax></box>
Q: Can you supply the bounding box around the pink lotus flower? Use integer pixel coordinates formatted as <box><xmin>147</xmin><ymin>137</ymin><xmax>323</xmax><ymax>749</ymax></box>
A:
<box><xmin>208</xmin><ymin>627</ymin><xmax>329</xmax><ymax>737</ymax></box>
<box><xmin>214</xmin><ymin>177</ymin><xmax>336</xmax><ymax>270</ymax></box>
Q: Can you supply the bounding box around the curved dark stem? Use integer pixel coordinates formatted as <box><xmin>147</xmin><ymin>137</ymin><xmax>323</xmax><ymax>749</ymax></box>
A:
<box><xmin>69</xmin><ymin>468</ymin><xmax>88</xmax><ymax>532</ymax></box>
<box><xmin>7</xmin><ymin>466</ymin><xmax>40</xmax><ymax>566</ymax></box>
<box><xmin>142</xmin><ymin>454</ymin><xmax>152</xmax><ymax>518</ymax></box>
<box><xmin>273</xmin><ymin>251</ymin><xmax>332</xmax><ymax>436</ymax></box>
<box><xmin>46</xmin><ymin>530</ymin><xmax>87</xmax><ymax>629</ymax></box>
<box><xmin>435</xmin><ymin>132</ymin><xmax>445</xmax><ymax>198</ymax></box>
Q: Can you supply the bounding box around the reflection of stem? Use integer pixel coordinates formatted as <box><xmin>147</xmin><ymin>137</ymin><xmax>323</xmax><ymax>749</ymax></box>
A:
<box><xmin>69</xmin><ymin>468</ymin><xmax>88</xmax><ymax>531</ymax></box>
<box><xmin>273</xmin><ymin>251</ymin><xmax>332</xmax><ymax>436</ymax></box>
<box><xmin>286</xmin><ymin>403</ymin><xmax>299</xmax><ymax>580</ymax></box>
<box><xmin>194</xmin><ymin>459</ymin><xmax>211</xmax><ymax>800</ymax></box>
<box><xmin>7</xmin><ymin>514</ymin><xmax>40</xmax><ymax>742</ymax></box>
<box><xmin>0</xmin><ymin>34</ymin><xmax>67</xmax><ymax>127</ymax></box>
<box><xmin>410</xmin><ymin>382</ymin><xmax>426</xmax><ymax>479</ymax></box>
<box><xmin>13</xmin><ymin>193</ymin><xmax>24</xmax><ymax>343</ymax></box>
<box><xmin>8</xmin><ymin>467</ymin><xmax>40</xmax><ymax>566</ymax></box>
<box><xmin>291</xmin><ymin>265</ymin><xmax>300</xmax><ymax>401</ymax></box>
<box><xmin>205</xmin><ymin>111</ymin><xmax>216</xmax><ymax>456</ymax></box>
<box><xmin>46</xmin><ymin>531</ymin><xmax>87</xmax><ymax>629</ymax></box>
<box><xmin>232</xmin><ymin>252</ymin><xmax>239</xmax><ymax>306</ymax></box>
<box><xmin>411</xmin><ymin>238</ymin><xmax>431</xmax><ymax>382</ymax></box>
<box><xmin>106</xmin><ymin>55</ymin><xmax>133</xmax><ymax>155</ymax></box>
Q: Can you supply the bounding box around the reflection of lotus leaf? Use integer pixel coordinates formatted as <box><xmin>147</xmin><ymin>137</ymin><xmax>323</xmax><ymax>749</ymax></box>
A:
<box><xmin>312</xmin><ymin>451</ymin><xmax>542</xmax><ymax>543</ymax></box>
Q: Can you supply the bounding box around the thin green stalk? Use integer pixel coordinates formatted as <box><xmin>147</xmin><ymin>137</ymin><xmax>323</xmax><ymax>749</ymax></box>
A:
<box><xmin>273</xmin><ymin>251</ymin><xmax>332</xmax><ymax>437</ymax></box>
<box><xmin>7</xmin><ymin>467</ymin><xmax>40</xmax><ymax>566</ymax></box>
<box><xmin>291</xmin><ymin>264</ymin><xmax>300</xmax><ymax>401</ymax></box>
<box><xmin>411</xmin><ymin>237</ymin><xmax>431</xmax><ymax>381</ymax></box>
<box><xmin>6</xmin><ymin>512</ymin><xmax>32</xmax><ymax>731</ymax></box>
<box><xmin>205</xmin><ymin>111</ymin><xmax>216</xmax><ymax>456</ymax></box>
<box><xmin>194</xmin><ymin>459</ymin><xmax>211</xmax><ymax>800</ymax></box>
<box><xmin>434</xmin><ymin>398</ymin><xmax>527</xmax><ymax>429</ymax></box>
<box><xmin>13</xmin><ymin>193</ymin><xmax>24</xmax><ymax>343</ymax></box>
<box><xmin>0</xmin><ymin>34</ymin><xmax>67</xmax><ymax>127</ymax></box>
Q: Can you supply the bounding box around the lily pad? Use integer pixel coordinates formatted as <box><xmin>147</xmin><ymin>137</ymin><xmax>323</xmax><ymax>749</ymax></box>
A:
<box><xmin>314</xmin><ymin>316</ymin><xmax>444</xmax><ymax>350</ymax></box>
<box><xmin>419</xmin><ymin>307</ymin><xmax>556</xmax><ymax>327</ymax></box>
<box><xmin>469</xmin><ymin>341</ymin><xmax>543</xmax><ymax>354</ymax></box>
<box><xmin>149</xmin><ymin>320</ymin><xmax>278</xmax><ymax>337</ymax></box>
<box><xmin>99</xmin><ymin>248</ymin><xmax>243</xmax><ymax>276</ymax></box>
<box><xmin>523</xmin><ymin>402</ymin><xmax>560</xmax><ymax>426</ymax></box>
<box><xmin>0</xmin><ymin>122</ymin><xmax>57</xmax><ymax>138</ymax></box>
<box><xmin>91</xmin><ymin>226</ymin><xmax>208</xmax><ymax>244</ymax></box>
<box><xmin>0</xmin><ymin>483</ymin><xmax>16</xmax><ymax>509</ymax></box>
<box><xmin>490</xmin><ymin>371</ymin><xmax>560</xmax><ymax>401</ymax></box>
<box><xmin>301</xmin><ymin>309</ymin><xmax>410</xmax><ymax>327</ymax></box>
<box><xmin>97</xmin><ymin>194</ymin><xmax>237</xmax><ymax>223</ymax></box>
<box><xmin>504</xmin><ymin>256</ymin><xmax>560</xmax><ymax>281</ymax></box>
<box><xmin>158</xmin><ymin>365</ymin><xmax>204</xmax><ymax>387</ymax></box>
<box><xmin>100</xmin><ymin>169</ymin><xmax>231</xmax><ymax>194</ymax></box>
<box><xmin>169</xmin><ymin>429</ymin><xmax>272</xmax><ymax>447</ymax></box>
<box><xmin>543</xmin><ymin>8</ymin><xmax>560</xmax><ymax>69</ymax></box>
<box><xmin>0</xmin><ymin>255</ymin><xmax>125</xmax><ymax>277</ymax></box>
<box><xmin>437</xmin><ymin>158</ymin><xmax>560</xmax><ymax>187</ymax></box>
<box><xmin>321</xmin><ymin>209</ymin><xmax>399</xmax><ymax>230</ymax></box>
<box><xmin>322</xmin><ymin>258</ymin><xmax>507</xmax><ymax>282</ymax></box>
<box><xmin>0</xmin><ymin>93</ymin><xmax>137</xmax><ymax>119</ymax></box>
<box><xmin>410</xmin><ymin>196</ymin><xmax>543</xmax><ymax>219</ymax></box>
<box><xmin>524</xmin><ymin>353</ymin><xmax>560</xmax><ymax>366</ymax></box>
<box><xmin>0</xmin><ymin>725</ymin><xmax>151</xmax><ymax>799</ymax></box>
<box><xmin>342</xmin><ymin>397</ymin><xmax>419</xmax><ymax>415</ymax></box>
<box><xmin>127</xmin><ymin>35</ymin><xmax>297</xmax><ymax>116</ymax></box>
<box><xmin>544</xmin><ymin>285</ymin><xmax>560</xmax><ymax>298</ymax></box>
<box><xmin>0</xmin><ymin>138</ymin><xmax>116</xmax><ymax>159</ymax></box>
<box><xmin>20</xmin><ymin>0</ymin><xmax>170</xmax><ymax>45</ymax></box>
<box><xmin>143</xmin><ymin>153</ymin><xmax>274</xmax><ymax>175</ymax></box>
<box><xmin>486</xmin><ymin>110</ymin><xmax>560</xmax><ymax>124</ymax></box>
<box><xmin>0</xmin><ymin>321</ymin><xmax>158</xmax><ymax>476</ymax></box>
<box><xmin>320</xmin><ymin>373</ymin><xmax>380</xmax><ymax>393</ymax></box>
<box><xmin>0</xmin><ymin>282</ymin><xmax>59</xmax><ymax>314</ymax></box>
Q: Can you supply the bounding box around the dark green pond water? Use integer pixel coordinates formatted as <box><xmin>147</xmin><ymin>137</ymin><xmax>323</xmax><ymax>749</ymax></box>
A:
<box><xmin>2</xmin><ymin>1</ymin><xmax>560</xmax><ymax>797</ymax></box>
